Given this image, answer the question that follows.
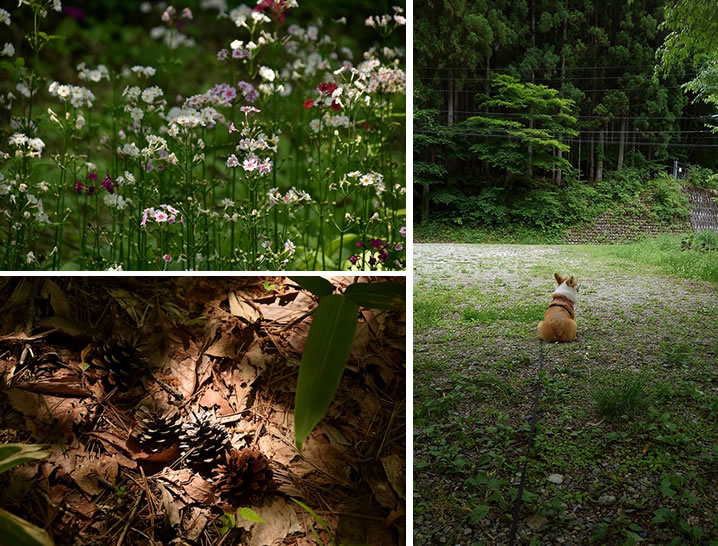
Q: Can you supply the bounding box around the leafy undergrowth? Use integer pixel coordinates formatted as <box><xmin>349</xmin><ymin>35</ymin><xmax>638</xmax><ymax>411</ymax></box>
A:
<box><xmin>414</xmin><ymin>244</ymin><xmax>718</xmax><ymax>546</ymax></box>
<box><xmin>0</xmin><ymin>276</ymin><xmax>405</xmax><ymax>545</ymax></box>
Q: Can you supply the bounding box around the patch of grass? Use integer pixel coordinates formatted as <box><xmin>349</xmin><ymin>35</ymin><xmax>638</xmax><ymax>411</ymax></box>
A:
<box><xmin>461</xmin><ymin>303</ymin><xmax>546</xmax><ymax>324</ymax></box>
<box><xmin>586</xmin><ymin>232</ymin><xmax>718</xmax><ymax>283</ymax></box>
<box><xmin>414</xmin><ymin>285</ymin><xmax>453</xmax><ymax>331</ymax></box>
<box><xmin>593</xmin><ymin>371</ymin><xmax>653</xmax><ymax>421</ymax></box>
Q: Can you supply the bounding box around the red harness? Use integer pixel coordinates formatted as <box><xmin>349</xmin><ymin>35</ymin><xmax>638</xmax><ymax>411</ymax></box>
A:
<box><xmin>548</xmin><ymin>295</ymin><xmax>575</xmax><ymax>319</ymax></box>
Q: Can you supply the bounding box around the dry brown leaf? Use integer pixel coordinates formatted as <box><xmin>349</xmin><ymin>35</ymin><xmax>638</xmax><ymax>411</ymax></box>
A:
<box><xmin>183</xmin><ymin>474</ymin><xmax>215</xmax><ymax>504</ymax></box>
<box><xmin>366</xmin><ymin>461</ymin><xmax>397</xmax><ymax>509</ymax></box>
<box><xmin>228</xmin><ymin>292</ymin><xmax>261</xmax><ymax>322</ymax></box>
<box><xmin>41</xmin><ymin>279</ymin><xmax>72</xmax><ymax>318</ymax></box>
<box><xmin>205</xmin><ymin>331</ymin><xmax>238</xmax><ymax>358</ymax></box>
<box><xmin>239</xmin><ymin>497</ymin><xmax>302</xmax><ymax>546</ymax></box>
<box><xmin>157</xmin><ymin>482</ymin><xmax>181</xmax><ymax>529</ymax></box>
<box><xmin>199</xmin><ymin>387</ymin><xmax>233</xmax><ymax>415</ymax></box>
<box><xmin>381</xmin><ymin>454</ymin><xmax>405</xmax><ymax>500</ymax></box>
<box><xmin>170</xmin><ymin>356</ymin><xmax>197</xmax><ymax>399</ymax></box>
<box><xmin>293</xmin><ymin>429</ymin><xmax>352</xmax><ymax>485</ymax></box>
<box><xmin>70</xmin><ymin>456</ymin><xmax>118</xmax><ymax>496</ymax></box>
<box><xmin>8</xmin><ymin>389</ymin><xmax>89</xmax><ymax>442</ymax></box>
<box><xmin>184</xmin><ymin>507</ymin><xmax>209</xmax><ymax>541</ymax></box>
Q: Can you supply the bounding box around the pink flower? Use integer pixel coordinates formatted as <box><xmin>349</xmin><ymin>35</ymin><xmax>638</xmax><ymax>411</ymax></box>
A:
<box><xmin>226</xmin><ymin>154</ymin><xmax>240</xmax><ymax>168</ymax></box>
<box><xmin>163</xmin><ymin>253</ymin><xmax>172</xmax><ymax>263</ymax></box>
<box><xmin>217</xmin><ymin>49</ymin><xmax>229</xmax><ymax>61</ymax></box>
<box><xmin>182</xmin><ymin>7</ymin><xmax>192</xmax><ymax>20</ymax></box>
<box><xmin>228</xmin><ymin>122</ymin><xmax>237</xmax><ymax>133</ymax></box>
<box><xmin>400</xmin><ymin>226</ymin><xmax>406</xmax><ymax>237</ymax></box>
<box><xmin>153</xmin><ymin>210</ymin><xmax>169</xmax><ymax>222</ymax></box>
<box><xmin>243</xmin><ymin>156</ymin><xmax>259</xmax><ymax>171</ymax></box>
<box><xmin>161</xmin><ymin>204</ymin><xmax>179</xmax><ymax>215</ymax></box>
<box><xmin>232</xmin><ymin>48</ymin><xmax>249</xmax><ymax>59</ymax></box>
<box><xmin>223</xmin><ymin>88</ymin><xmax>237</xmax><ymax>101</ymax></box>
<box><xmin>141</xmin><ymin>208</ymin><xmax>152</xmax><ymax>226</ymax></box>
<box><xmin>395</xmin><ymin>243</ymin><xmax>403</xmax><ymax>251</ymax></box>
<box><xmin>240</xmin><ymin>106</ymin><xmax>260</xmax><ymax>114</ymax></box>
<box><xmin>258</xmin><ymin>158</ymin><xmax>273</xmax><ymax>174</ymax></box>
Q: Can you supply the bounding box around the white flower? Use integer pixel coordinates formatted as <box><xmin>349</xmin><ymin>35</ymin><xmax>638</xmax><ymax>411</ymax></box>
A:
<box><xmin>16</xmin><ymin>82</ymin><xmax>31</xmax><ymax>98</ymax></box>
<box><xmin>120</xmin><ymin>142</ymin><xmax>140</xmax><ymax>157</ymax></box>
<box><xmin>284</xmin><ymin>240</ymin><xmax>296</xmax><ymax>254</ymax></box>
<box><xmin>26</xmin><ymin>251</ymin><xmax>37</xmax><ymax>264</ymax></box>
<box><xmin>309</xmin><ymin>119</ymin><xmax>321</xmax><ymax>133</ymax></box>
<box><xmin>0</xmin><ymin>8</ymin><xmax>10</xmax><ymax>26</ymax></box>
<box><xmin>1</xmin><ymin>43</ymin><xmax>14</xmax><ymax>57</ymax></box>
<box><xmin>130</xmin><ymin>108</ymin><xmax>144</xmax><ymax>122</ymax></box>
<box><xmin>230</xmin><ymin>39</ymin><xmax>243</xmax><ymax>50</ymax></box>
<box><xmin>9</xmin><ymin>133</ymin><xmax>28</xmax><ymax>147</ymax></box>
<box><xmin>28</xmin><ymin>138</ymin><xmax>45</xmax><ymax>151</ymax></box>
<box><xmin>259</xmin><ymin>66</ymin><xmax>276</xmax><ymax>82</ymax></box>
<box><xmin>107</xmin><ymin>264</ymin><xmax>124</xmax><ymax>271</ymax></box>
<box><xmin>104</xmin><ymin>193</ymin><xmax>128</xmax><ymax>210</ymax></box>
<box><xmin>131</xmin><ymin>65</ymin><xmax>156</xmax><ymax>78</ymax></box>
<box><xmin>219</xmin><ymin>198</ymin><xmax>234</xmax><ymax>208</ymax></box>
<box><xmin>226</xmin><ymin>154</ymin><xmax>239</xmax><ymax>167</ymax></box>
<box><xmin>53</xmin><ymin>0</ymin><xmax>62</xmax><ymax>12</ymax></box>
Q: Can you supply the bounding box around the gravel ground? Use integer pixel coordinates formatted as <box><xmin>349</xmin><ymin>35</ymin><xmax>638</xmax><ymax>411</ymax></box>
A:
<box><xmin>414</xmin><ymin>243</ymin><xmax>718</xmax><ymax>545</ymax></box>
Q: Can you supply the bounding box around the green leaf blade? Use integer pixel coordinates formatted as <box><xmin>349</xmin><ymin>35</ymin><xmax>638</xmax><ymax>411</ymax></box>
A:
<box><xmin>289</xmin><ymin>276</ymin><xmax>335</xmax><ymax>298</ymax></box>
<box><xmin>237</xmin><ymin>507</ymin><xmax>265</xmax><ymax>523</ymax></box>
<box><xmin>0</xmin><ymin>444</ymin><xmax>50</xmax><ymax>475</ymax></box>
<box><xmin>294</xmin><ymin>295</ymin><xmax>358</xmax><ymax>450</ymax></box>
<box><xmin>0</xmin><ymin>508</ymin><xmax>54</xmax><ymax>546</ymax></box>
<box><xmin>344</xmin><ymin>282</ymin><xmax>406</xmax><ymax>310</ymax></box>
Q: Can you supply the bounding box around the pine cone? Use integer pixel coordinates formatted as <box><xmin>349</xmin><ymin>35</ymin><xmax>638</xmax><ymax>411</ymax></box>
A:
<box><xmin>133</xmin><ymin>403</ymin><xmax>182</xmax><ymax>453</ymax></box>
<box><xmin>96</xmin><ymin>336</ymin><xmax>149</xmax><ymax>387</ymax></box>
<box><xmin>214</xmin><ymin>448</ymin><xmax>273</xmax><ymax>505</ymax></box>
<box><xmin>180</xmin><ymin>411</ymin><xmax>230</xmax><ymax>469</ymax></box>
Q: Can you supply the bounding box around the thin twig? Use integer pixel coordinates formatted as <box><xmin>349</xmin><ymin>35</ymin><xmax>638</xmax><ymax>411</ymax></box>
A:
<box><xmin>116</xmin><ymin>495</ymin><xmax>142</xmax><ymax>546</ymax></box>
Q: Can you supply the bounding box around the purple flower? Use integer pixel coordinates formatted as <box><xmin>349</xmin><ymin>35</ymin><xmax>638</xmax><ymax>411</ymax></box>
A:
<box><xmin>349</xmin><ymin>256</ymin><xmax>358</xmax><ymax>264</ymax></box>
<box><xmin>369</xmin><ymin>238</ymin><xmax>383</xmax><ymax>249</ymax></box>
<box><xmin>101</xmin><ymin>174</ymin><xmax>116</xmax><ymax>194</ymax></box>
<box><xmin>368</xmin><ymin>257</ymin><xmax>377</xmax><ymax>266</ymax></box>
<box><xmin>86</xmin><ymin>186</ymin><xmax>96</xmax><ymax>196</ymax></box>
<box><xmin>87</xmin><ymin>172</ymin><xmax>98</xmax><ymax>181</ymax></box>
<box><xmin>379</xmin><ymin>250</ymin><xmax>389</xmax><ymax>263</ymax></box>
<box><xmin>75</xmin><ymin>180</ymin><xmax>85</xmax><ymax>193</ymax></box>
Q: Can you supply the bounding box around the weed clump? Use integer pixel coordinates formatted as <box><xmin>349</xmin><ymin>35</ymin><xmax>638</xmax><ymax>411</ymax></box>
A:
<box><xmin>593</xmin><ymin>371</ymin><xmax>652</xmax><ymax>421</ymax></box>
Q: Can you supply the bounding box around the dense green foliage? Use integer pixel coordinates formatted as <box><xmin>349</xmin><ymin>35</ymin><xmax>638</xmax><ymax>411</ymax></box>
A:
<box><xmin>415</xmin><ymin>0</ymin><xmax>718</xmax><ymax>232</ymax></box>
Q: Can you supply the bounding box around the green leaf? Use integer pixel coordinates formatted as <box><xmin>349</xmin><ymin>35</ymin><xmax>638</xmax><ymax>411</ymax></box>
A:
<box><xmin>294</xmin><ymin>295</ymin><xmax>358</xmax><ymax>450</ymax></box>
<box><xmin>289</xmin><ymin>276</ymin><xmax>335</xmax><ymax>298</ymax></box>
<box><xmin>0</xmin><ymin>444</ymin><xmax>50</xmax><ymax>475</ymax></box>
<box><xmin>0</xmin><ymin>508</ymin><xmax>54</xmax><ymax>546</ymax></box>
<box><xmin>237</xmin><ymin>507</ymin><xmax>265</xmax><ymax>523</ymax></box>
<box><xmin>290</xmin><ymin>498</ymin><xmax>335</xmax><ymax>546</ymax></box>
<box><xmin>344</xmin><ymin>282</ymin><xmax>406</xmax><ymax>310</ymax></box>
<box><xmin>469</xmin><ymin>504</ymin><xmax>490</xmax><ymax>523</ymax></box>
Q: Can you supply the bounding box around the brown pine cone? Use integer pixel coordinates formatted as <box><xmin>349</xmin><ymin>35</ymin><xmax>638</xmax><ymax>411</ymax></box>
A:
<box><xmin>214</xmin><ymin>448</ymin><xmax>273</xmax><ymax>505</ymax></box>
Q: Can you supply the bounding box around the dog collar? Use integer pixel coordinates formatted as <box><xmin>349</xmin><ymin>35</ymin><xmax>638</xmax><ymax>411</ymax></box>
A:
<box><xmin>550</xmin><ymin>295</ymin><xmax>574</xmax><ymax>309</ymax></box>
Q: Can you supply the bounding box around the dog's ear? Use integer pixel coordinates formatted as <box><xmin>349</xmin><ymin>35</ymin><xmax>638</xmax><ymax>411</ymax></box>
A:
<box><xmin>569</xmin><ymin>276</ymin><xmax>575</xmax><ymax>285</ymax></box>
<box><xmin>554</xmin><ymin>272</ymin><xmax>563</xmax><ymax>285</ymax></box>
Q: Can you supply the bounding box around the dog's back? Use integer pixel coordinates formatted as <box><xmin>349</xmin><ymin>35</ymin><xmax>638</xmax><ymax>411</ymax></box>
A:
<box><xmin>537</xmin><ymin>307</ymin><xmax>576</xmax><ymax>342</ymax></box>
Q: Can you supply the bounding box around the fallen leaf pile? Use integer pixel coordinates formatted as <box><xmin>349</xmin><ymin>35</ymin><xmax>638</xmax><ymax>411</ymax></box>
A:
<box><xmin>0</xmin><ymin>276</ymin><xmax>406</xmax><ymax>545</ymax></box>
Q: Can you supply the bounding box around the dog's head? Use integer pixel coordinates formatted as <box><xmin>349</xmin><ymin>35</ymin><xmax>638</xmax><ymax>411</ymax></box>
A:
<box><xmin>552</xmin><ymin>272</ymin><xmax>579</xmax><ymax>304</ymax></box>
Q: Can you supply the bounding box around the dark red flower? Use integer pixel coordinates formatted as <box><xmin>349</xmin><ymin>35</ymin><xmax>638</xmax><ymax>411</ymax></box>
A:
<box><xmin>303</xmin><ymin>98</ymin><xmax>314</xmax><ymax>109</ymax></box>
<box><xmin>254</xmin><ymin>0</ymin><xmax>289</xmax><ymax>24</ymax></box>
<box><xmin>101</xmin><ymin>175</ymin><xmax>116</xmax><ymax>194</ymax></box>
<box><xmin>75</xmin><ymin>180</ymin><xmax>85</xmax><ymax>193</ymax></box>
<box><xmin>87</xmin><ymin>172</ymin><xmax>98</xmax><ymax>181</ymax></box>
<box><xmin>330</xmin><ymin>100</ymin><xmax>342</xmax><ymax>111</ymax></box>
<box><xmin>369</xmin><ymin>238</ymin><xmax>383</xmax><ymax>249</ymax></box>
<box><xmin>86</xmin><ymin>186</ymin><xmax>96</xmax><ymax>196</ymax></box>
<box><xmin>317</xmin><ymin>82</ymin><xmax>338</xmax><ymax>95</ymax></box>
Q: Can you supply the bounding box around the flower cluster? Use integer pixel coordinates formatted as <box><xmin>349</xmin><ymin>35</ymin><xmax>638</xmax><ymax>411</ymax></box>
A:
<box><xmin>48</xmin><ymin>81</ymin><xmax>96</xmax><ymax>108</ymax></box>
<box><xmin>141</xmin><ymin>204</ymin><xmax>181</xmax><ymax>226</ymax></box>
<box><xmin>365</xmin><ymin>6</ymin><xmax>406</xmax><ymax>28</ymax></box>
<box><xmin>8</xmin><ymin>133</ymin><xmax>45</xmax><ymax>158</ymax></box>
<box><xmin>131</xmin><ymin>65</ymin><xmax>157</xmax><ymax>78</ymax></box>
<box><xmin>348</xmin><ymin>236</ymin><xmax>405</xmax><ymax>269</ymax></box>
<box><xmin>77</xmin><ymin>63</ymin><xmax>110</xmax><ymax>83</ymax></box>
<box><xmin>267</xmin><ymin>186</ymin><xmax>311</xmax><ymax>207</ymax></box>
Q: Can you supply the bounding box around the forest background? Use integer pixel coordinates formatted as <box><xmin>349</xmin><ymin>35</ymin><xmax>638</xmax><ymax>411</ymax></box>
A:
<box><xmin>414</xmin><ymin>0</ymin><xmax>718</xmax><ymax>242</ymax></box>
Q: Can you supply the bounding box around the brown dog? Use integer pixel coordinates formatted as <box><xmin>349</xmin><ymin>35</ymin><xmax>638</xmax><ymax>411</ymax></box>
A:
<box><xmin>537</xmin><ymin>273</ymin><xmax>578</xmax><ymax>342</ymax></box>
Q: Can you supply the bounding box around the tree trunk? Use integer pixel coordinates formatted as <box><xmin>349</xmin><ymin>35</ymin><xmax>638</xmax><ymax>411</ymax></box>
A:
<box><xmin>589</xmin><ymin>131</ymin><xmax>594</xmax><ymax>182</ymax></box>
<box><xmin>447</xmin><ymin>68</ymin><xmax>454</xmax><ymax>126</ymax></box>
<box><xmin>617</xmin><ymin>115</ymin><xmax>627</xmax><ymax>170</ymax></box>
<box><xmin>596</xmin><ymin>127</ymin><xmax>604</xmax><ymax>182</ymax></box>
<box><xmin>422</xmin><ymin>183</ymin><xmax>430</xmax><ymax>224</ymax></box>
<box><xmin>556</xmin><ymin>0</ymin><xmax>568</xmax><ymax>185</ymax></box>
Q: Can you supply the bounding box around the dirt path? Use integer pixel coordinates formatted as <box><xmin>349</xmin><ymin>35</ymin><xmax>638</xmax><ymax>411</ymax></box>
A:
<box><xmin>413</xmin><ymin>244</ymin><xmax>718</xmax><ymax>545</ymax></box>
